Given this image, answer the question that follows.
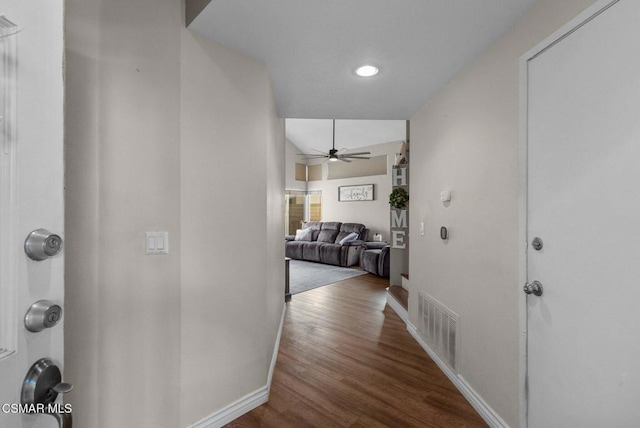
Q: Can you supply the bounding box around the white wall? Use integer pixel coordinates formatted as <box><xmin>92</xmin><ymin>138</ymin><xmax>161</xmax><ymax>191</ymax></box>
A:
<box><xmin>409</xmin><ymin>0</ymin><xmax>597</xmax><ymax>425</ymax></box>
<box><xmin>64</xmin><ymin>0</ymin><xmax>101</xmax><ymax>424</ymax></box>
<box><xmin>180</xmin><ymin>30</ymin><xmax>284</xmax><ymax>425</ymax></box>
<box><xmin>65</xmin><ymin>1</ymin><xmax>284</xmax><ymax>427</ymax></box>
<box><xmin>65</xmin><ymin>0</ymin><xmax>182</xmax><ymax>426</ymax></box>
<box><xmin>264</xmin><ymin>81</ymin><xmax>287</xmax><ymax>387</ymax></box>
<box><xmin>308</xmin><ymin>140</ymin><xmax>402</xmax><ymax>242</ymax></box>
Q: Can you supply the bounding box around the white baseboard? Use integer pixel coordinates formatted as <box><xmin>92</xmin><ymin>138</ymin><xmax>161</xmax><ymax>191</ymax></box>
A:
<box><xmin>386</xmin><ymin>291</ymin><xmax>408</xmax><ymax>323</ymax></box>
<box><xmin>189</xmin><ymin>387</ymin><xmax>269</xmax><ymax>428</ymax></box>
<box><xmin>190</xmin><ymin>304</ymin><xmax>287</xmax><ymax>428</ymax></box>
<box><xmin>406</xmin><ymin>322</ymin><xmax>510</xmax><ymax>428</ymax></box>
<box><xmin>267</xmin><ymin>303</ymin><xmax>287</xmax><ymax>390</ymax></box>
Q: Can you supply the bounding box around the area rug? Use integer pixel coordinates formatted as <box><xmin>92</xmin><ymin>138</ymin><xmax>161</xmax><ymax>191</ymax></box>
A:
<box><xmin>289</xmin><ymin>260</ymin><xmax>367</xmax><ymax>295</ymax></box>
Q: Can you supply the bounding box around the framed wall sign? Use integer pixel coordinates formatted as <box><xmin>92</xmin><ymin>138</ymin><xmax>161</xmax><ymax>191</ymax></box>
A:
<box><xmin>338</xmin><ymin>184</ymin><xmax>374</xmax><ymax>202</ymax></box>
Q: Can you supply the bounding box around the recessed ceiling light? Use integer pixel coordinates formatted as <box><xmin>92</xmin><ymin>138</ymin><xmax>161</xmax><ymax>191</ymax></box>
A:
<box><xmin>355</xmin><ymin>65</ymin><xmax>379</xmax><ymax>77</ymax></box>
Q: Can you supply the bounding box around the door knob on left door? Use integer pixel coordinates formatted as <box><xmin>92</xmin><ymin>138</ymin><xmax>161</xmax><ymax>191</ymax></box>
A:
<box><xmin>523</xmin><ymin>280</ymin><xmax>543</xmax><ymax>296</ymax></box>
<box><xmin>21</xmin><ymin>358</ymin><xmax>73</xmax><ymax>428</ymax></box>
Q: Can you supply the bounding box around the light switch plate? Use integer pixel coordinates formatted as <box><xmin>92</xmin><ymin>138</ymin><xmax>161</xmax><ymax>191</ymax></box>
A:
<box><xmin>146</xmin><ymin>232</ymin><xmax>168</xmax><ymax>255</ymax></box>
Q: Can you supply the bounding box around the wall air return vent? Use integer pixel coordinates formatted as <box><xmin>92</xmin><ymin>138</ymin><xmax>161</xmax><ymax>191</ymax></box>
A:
<box><xmin>418</xmin><ymin>292</ymin><xmax>459</xmax><ymax>373</ymax></box>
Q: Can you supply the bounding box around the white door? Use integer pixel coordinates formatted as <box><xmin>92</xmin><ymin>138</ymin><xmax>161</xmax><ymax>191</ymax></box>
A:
<box><xmin>0</xmin><ymin>1</ymin><xmax>65</xmax><ymax>427</ymax></box>
<box><xmin>525</xmin><ymin>0</ymin><xmax>640</xmax><ymax>426</ymax></box>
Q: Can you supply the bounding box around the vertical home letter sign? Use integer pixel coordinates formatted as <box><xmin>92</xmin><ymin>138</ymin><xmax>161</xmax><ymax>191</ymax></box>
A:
<box><xmin>391</xmin><ymin>166</ymin><xmax>408</xmax><ymax>249</ymax></box>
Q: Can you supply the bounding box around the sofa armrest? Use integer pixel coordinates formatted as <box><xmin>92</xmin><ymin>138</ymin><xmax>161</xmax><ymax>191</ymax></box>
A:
<box><xmin>285</xmin><ymin>235</ymin><xmax>295</xmax><ymax>241</ymax></box>
<box><xmin>343</xmin><ymin>239</ymin><xmax>365</xmax><ymax>247</ymax></box>
<box><xmin>364</xmin><ymin>242</ymin><xmax>388</xmax><ymax>250</ymax></box>
<box><xmin>379</xmin><ymin>245</ymin><xmax>391</xmax><ymax>277</ymax></box>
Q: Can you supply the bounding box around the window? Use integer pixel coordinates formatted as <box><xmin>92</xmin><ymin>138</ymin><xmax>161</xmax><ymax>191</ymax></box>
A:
<box><xmin>327</xmin><ymin>155</ymin><xmax>387</xmax><ymax>180</ymax></box>
<box><xmin>285</xmin><ymin>190</ymin><xmax>322</xmax><ymax>235</ymax></box>
<box><xmin>295</xmin><ymin>163</ymin><xmax>307</xmax><ymax>181</ymax></box>
<box><xmin>308</xmin><ymin>193</ymin><xmax>321</xmax><ymax>221</ymax></box>
<box><xmin>285</xmin><ymin>193</ymin><xmax>305</xmax><ymax>235</ymax></box>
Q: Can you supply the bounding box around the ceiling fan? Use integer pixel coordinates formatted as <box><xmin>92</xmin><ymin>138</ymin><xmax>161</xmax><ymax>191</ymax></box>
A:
<box><xmin>298</xmin><ymin>120</ymin><xmax>371</xmax><ymax>163</ymax></box>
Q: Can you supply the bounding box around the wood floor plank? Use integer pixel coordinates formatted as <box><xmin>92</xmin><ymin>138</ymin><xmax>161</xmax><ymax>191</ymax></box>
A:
<box><xmin>226</xmin><ymin>273</ymin><xmax>487</xmax><ymax>428</ymax></box>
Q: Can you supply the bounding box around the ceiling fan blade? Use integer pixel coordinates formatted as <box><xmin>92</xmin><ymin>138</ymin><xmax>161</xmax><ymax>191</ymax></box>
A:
<box><xmin>342</xmin><ymin>151</ymin><xmax>371</xmax><ymax>156</ymax></box>
<box><xmin>338</xmin><ymin>158</ymin><xmax>352</xmax><ymax>163</ymax></box>
<box><xmin>342</xmin><ymin>156</ymin><xmax>370</xmax><ymax>160</ymax></box>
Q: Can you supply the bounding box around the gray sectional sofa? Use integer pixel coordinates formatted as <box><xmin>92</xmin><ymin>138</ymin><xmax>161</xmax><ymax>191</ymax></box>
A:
<box><xmin>285</xmin><ymin>221</ymin><xmax>368</xmax><ymax>267</ymax></box>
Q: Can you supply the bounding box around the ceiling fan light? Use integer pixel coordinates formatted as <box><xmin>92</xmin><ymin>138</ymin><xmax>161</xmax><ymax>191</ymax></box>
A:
<box><xmin>355</xmin><ymin>65</ymin><xmax>379</xmax><ymax>77</ymax></box>
<box><xmin>329</xmin><ymin>156</ymin><xmax>338</xmax><ymax>162</ymax></box>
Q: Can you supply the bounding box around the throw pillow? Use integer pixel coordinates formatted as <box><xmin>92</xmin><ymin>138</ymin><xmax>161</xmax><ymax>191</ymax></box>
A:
<box><xmin>294</xmin><ymin>228</ymin><xmax>313</xmax><ymax>241</ymax></box>
<box><xmin>338</xmin><ymin>232</ymin><xmax>359</xmax><ymax>245</ymax></box>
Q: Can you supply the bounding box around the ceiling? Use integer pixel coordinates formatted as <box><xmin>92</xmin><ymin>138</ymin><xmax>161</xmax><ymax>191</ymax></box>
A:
<box><xmin>286</xmin><ymin>119</ymin><xmax>407</xmax><ymax>154</ymax></box>
<box><xmin>188</xmin><ymin>0</ymin><xmax>538</xmax><ymax>120</ymax></box>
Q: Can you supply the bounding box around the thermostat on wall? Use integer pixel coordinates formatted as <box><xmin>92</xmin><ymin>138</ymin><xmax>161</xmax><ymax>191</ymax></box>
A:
<box><xmin>440</xmin><ymin>190</ymin><xmax>451</xmax><ymax>202</ymax></box>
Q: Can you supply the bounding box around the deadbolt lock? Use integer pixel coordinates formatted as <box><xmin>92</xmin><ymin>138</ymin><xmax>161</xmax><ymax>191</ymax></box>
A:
<box><xmin>531</xmin><ymin>237</ymin><xmax>543</xmax><ymax>251</ymax></box>
<box><xmin>25</xmin><ymin>300</ymin><xmax>63</xmax><ymax>332</ymax></box>
<box><xmin>25</xmin><ymin>229</ymin><xmax>63</xmax><ymax>261</ymax></box>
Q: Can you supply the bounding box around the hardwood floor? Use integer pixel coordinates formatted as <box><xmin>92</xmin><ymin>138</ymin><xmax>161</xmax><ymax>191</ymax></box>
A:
<box><xmin>226</xmin><ymin>274</ymin><xmax>487</xmax><ymax>428</ymax></box>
